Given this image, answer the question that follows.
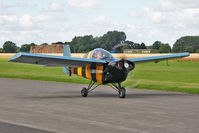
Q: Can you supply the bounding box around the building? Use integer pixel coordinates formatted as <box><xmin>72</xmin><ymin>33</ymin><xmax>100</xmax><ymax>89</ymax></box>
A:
<box><xmin>30</xmin><ymin>45</ymin><xmax>64</xmax><ymax>53</ymax></box>
<box><xmin>124</xmin><ymin>49</ymin><xmax>152</xmax><ymax>54</ymax></box>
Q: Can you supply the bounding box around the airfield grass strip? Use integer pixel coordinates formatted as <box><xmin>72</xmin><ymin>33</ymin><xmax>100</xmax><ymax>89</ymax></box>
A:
<box><xmin>0</xmin><ymin>58</ymin><xmax>199</xmax><ymax>94</ymax></box>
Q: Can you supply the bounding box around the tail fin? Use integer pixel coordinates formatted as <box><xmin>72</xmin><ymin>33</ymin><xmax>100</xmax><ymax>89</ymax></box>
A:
<box><xmin>63</xmin><ymin>45</ymin><xmax>71</xmax><ymax>76</ymax></box>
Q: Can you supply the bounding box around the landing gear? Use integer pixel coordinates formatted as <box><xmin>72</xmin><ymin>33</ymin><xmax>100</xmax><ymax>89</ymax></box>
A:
<box><xmin>81</xmin><ymin>80</ymin><xmax>126</xmax><ymax>98</ymax></box>
<box><xmin>81</xmin><ymin>80</ymin><xmax>100</xmax><ymax>97</ymax></box>
<box><xmin>110</xmin><ymin>83</ymin><xmax>126</xmax><ymax>98</ymax></box>
<box><xmin>119</xmin><ymin>87</ymin><xmax>126</xmax><ymax>98</ymax></box>
<box><xmin>81</xmin><ymin>88</ymin><xmax>88</xmax><ymax>97</ymax></box>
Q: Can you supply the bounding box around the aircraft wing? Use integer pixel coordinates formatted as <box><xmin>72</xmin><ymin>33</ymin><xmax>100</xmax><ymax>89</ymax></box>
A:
<box><xmin>127</xmin><ymin>53</ymin><xmax>190</xmax><ymax>63</ymax></box>
<box><xmin>8</xmin><ymin>52</ymin><xmax>106</xmax><ymax>67</ymax></box>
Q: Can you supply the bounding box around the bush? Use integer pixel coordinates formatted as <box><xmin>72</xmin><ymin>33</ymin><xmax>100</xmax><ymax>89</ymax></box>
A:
<box><xmin>0</xmin><ymin>48</ymin><xmax>3</xmax><ymax>53</ymax></box>
<box><xmin>185</xmin><ymin>46</ymin><xmax>194</xmax><ymax>53</ymax></box>
<box><xmin>151</xmin><ymin>49</ymin><xmax>159</xmax><ymax>53</ymax></box>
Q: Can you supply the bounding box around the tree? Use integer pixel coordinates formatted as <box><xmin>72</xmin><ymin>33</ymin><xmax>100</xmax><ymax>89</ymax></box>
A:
<box><xmin>185</xmin><ymin>46</ymin><xmax>194</xmax><ymax>53</ymax></box>
<box><xmin>132</xmin><ymin>43</ymin><xmax>141</xmax><ymax>49</ymax></box>
<box><xmin>140</xmin><ymin>43</ymin><xmax>147</xmax><ymax>49</ymax></box>
<box><xmin>150</xmin><ymin>41</ymin><xmax>171</xmax><ymax>53</ymax></box>
<box><xmin>147</xmin><ymin>45</ymin><xmax>153</xmax><ymax>49</ymax></box>
<box><xmin>196</xmin><ymin>49</ymin><xmax>199</xmax><ymax>53</ymax></box>
<box><xmin>3</xmin><ymin>41</ymin><xmax>18</xmax><ymax>53</ymax></box>
<box><xmin>41</xmin><ymin>43</ymin><xmax>48</xmax><ymax>45</ymax></box>
<box><xmin>152</xmin><ymin>41</ymin><xmax>161</xmax><ymax>49</ymax></box>
<box><xmin>165</xmin><ymin>43</ymin><xmax>171</xmax><ymax>52</ymax></box>
<box><xmin>173</xmin><ymin>36</ymin><xmax>199</xmax><ymax>52</ymax></box>
<box><xmin>20</xmin><ymin>44</ymin><xmax>29</xmax><ymax>52</ymax></box>
<box><xmin>0</xmin><ymin>48</ymin><xmax>3</xmax><ymax>53</ymax></box>
<box><xmin>151</xmin><ymin>49</ymin><xmax>159</xmax><ymax>53</ymax></box>
<box><xmin>99</xmin><ymin>31</ymin><xmax>126</xmax><ymax>51</ymax></box>
<box><xmin>70</xmin><ymin>35</ymin><xmax>96</xmax><ymax>53</ymax></box>
<box><xmin>20</xmin><ymin>43</ymin><xmax>36</xmax><ymax>52</ymax></box>
<box><xmin>52</xmin><ymin>41</ymin><xmax>65</xmax><ymax>45</ymax></box>
<box><xmin>159</xmin><ymin>44</ymin><xmax>171</xmax><ymax>53</ymax></box>
<box><xmin>69</xmin><ymin>31</ymin><xmax>127</xmax><ymax>53</ymax></box>
<box><xmin>125</xmin><ymin>40</ymin><xmax>134</xmax><ymax>48</ymax></box>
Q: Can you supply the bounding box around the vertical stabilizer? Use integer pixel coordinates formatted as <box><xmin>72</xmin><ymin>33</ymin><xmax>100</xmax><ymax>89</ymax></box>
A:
<box><xmin>63</xmin><ymin>45</ymin><xmax>71</xmax><ymax>76</ymax></box>
<box><xmin>63</xmin><ymin>45</ymin><xmax>71</xmax><ymax>57</ymax></box>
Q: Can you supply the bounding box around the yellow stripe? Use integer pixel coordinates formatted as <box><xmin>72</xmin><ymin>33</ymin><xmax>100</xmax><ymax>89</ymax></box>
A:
<box><xmin>71</xmin><ymin>67</ymin><xmax>74</xmax><ymax>74</ymax></box>
<box><xmin>96</xmin><ymin>64</ymin><xmax>103</xmax><ymax>83</ymax></box>
<box><xmin>87</xmin><ymin>51</ymin><xmax>92</xmax><ymax>59</ymax></box>
<box><xmin>77</xmin><ymin>67</ymin><xmax>82</xmax><ymax>76</ymax></box>
<box><xmin>86</xmin><ymin>64</ymin><xmax>92</xmax><ymax>80</ymax></box>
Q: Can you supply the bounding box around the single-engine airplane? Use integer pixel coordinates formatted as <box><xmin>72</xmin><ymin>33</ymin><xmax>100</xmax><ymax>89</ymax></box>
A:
<box><xmin>9</xmin><ymin>45</ymin><xmax>189</xmax><ymax>98</ymax></box>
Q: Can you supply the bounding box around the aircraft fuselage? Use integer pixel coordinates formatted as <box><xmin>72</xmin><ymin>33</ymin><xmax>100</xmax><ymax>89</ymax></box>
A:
<box><xmin>71</xmin><ymin>58</ymin><xmax>135</xmax><ymax>84</ymax></box>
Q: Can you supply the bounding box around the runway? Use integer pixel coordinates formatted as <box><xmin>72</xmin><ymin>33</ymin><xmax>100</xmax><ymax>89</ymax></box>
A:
<box><xmin>0</xmin><ymin>78</ymin><xmax>199</xmax><ymax>133</ymax></box>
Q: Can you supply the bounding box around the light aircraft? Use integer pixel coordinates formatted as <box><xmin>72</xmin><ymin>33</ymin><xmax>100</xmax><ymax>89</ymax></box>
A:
<box><xmin>9</xmin><ymin>45</ymin><xmax>189</xmax><ymax>98</ymax></box>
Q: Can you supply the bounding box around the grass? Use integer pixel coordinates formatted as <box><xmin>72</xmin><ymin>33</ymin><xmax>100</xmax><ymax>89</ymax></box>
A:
<box><xmin>124</xmin><ymin>61</ymin><xmax>199</xmax><ymax>94</ymax></box>
<box><xmin>0</xmin><ymin>58</ymin><xmax>89</xmax><ymax>84</ymax></box>
<box><xmin>0</xmin><ymin>58</ymin><xmax>199</xmax><ymax>94</ymax></box>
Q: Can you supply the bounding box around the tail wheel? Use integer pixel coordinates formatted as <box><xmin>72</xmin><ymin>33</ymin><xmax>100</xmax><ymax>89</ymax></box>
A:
<box><xmin>119</xmin><ymin>87</ymin><xmax>126</xmax><ymax>98</ymax></box>
<box><xmin>81</xmin><ymin>88</ymin><xmax>88</xmax><ymax>97</ymax></box>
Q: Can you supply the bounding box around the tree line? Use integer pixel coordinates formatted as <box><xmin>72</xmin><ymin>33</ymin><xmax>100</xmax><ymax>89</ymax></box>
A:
<box><xmin>0</xmin><ymin>31</ymin><xmax>199</xmax><ymax>53</ymax></box>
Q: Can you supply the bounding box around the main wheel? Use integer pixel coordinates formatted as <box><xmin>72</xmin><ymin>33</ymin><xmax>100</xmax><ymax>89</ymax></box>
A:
<box><xmin>119</xmin><ymin>87</ymin><xmax>126</xmax><ymax>98</ymax></box>
<box><xmin>81</xmin><ymin>88</ymin><xmax>88</xmax><ymax>97</ymax></box>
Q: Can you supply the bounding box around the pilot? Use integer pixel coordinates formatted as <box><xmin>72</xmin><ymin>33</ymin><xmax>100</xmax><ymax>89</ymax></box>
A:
<box><xmin>97</xmin><ymin>51</ymin><xmax>103</xmax><ymax>59</ymax></box>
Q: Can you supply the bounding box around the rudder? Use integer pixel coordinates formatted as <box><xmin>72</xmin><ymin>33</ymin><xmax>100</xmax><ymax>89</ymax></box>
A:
<box><xmin>63</xmin><ymin>45</ymin><xmax>71</xmax><ymax>76</ymax></box>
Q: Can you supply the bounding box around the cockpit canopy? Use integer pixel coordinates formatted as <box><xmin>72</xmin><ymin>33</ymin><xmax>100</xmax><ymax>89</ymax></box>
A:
<box><xmin>84</xmin><ymin>48</ymin><xmax>113</xmax><ymax>60</ymax></box>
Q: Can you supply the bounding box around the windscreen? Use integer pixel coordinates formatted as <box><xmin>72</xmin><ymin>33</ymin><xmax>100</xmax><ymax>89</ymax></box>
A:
<box><xmin>91</xmin><ymin>48</ymin><xmax>113</xmax><ymax>60</ymax></box>
<box><xmin>83</xmin><ymin>48</ymin><xmax>113</xmax><ymax>60</ymax></box>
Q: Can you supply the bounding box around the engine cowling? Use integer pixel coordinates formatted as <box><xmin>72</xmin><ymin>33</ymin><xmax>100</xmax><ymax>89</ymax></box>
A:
<box><xmin>102</xmin><ymin>59</ymin><xmax>135</xmax><ymax>84</ymax></box>
<box><xmin>109</xmin><ymin>59</ymin><xmax>135</xmax><ymax>72</ymax></box>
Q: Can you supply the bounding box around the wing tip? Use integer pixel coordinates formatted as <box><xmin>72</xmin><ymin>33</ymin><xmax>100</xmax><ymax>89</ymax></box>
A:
<box><xmin>8</xmin><ymin>52</ymin><xmax>23</xmax><ymax>62</ymax></box>
<box><xmin>185</xmin><ymin>52</ymin><xmax>190</xmax><ymax>56</ymax></box>
<box><xmin>180</xmin><ymin>52</ymin><xmax>190</xmax><ymax>57</ymax></box>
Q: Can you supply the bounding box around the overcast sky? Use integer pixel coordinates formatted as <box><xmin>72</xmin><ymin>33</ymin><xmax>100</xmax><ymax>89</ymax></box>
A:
<box><xmin>0</xmin><ymin>0</ymin><xmax>199</xmax><ymax>47</ymax></box>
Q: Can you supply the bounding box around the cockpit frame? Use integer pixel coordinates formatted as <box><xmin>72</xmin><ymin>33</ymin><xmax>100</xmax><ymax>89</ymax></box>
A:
<box><xmin>84</xmin><ymin>48</ymin><xmax>113</xmax><ymax>60</ymax></box>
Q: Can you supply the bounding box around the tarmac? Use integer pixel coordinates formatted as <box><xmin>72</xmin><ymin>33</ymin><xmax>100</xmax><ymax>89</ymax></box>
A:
<box><xmin>0</xmin><ymin>78</ymin><xmax>199</xmax><ymax>133</ymax></box>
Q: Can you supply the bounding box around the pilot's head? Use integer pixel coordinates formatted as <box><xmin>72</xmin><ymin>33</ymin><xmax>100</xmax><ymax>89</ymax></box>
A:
<box><xmin>97</xmin><ymin>51</ymin><xmax>103</xmax><ymax>59</ymax></box>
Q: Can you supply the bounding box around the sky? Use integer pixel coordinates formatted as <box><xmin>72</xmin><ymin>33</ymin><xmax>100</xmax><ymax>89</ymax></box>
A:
<box><xmin>0</xmin><ymin>0</ymin><xmax>199</xmax><ymax>48</ymax></box>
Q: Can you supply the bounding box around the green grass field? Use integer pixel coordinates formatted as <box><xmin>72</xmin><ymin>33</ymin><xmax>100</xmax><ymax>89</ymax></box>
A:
<box><xmin>0</xmin><ymin>58</ymin><xmax>199</xmax><ymax>94</ymax></box>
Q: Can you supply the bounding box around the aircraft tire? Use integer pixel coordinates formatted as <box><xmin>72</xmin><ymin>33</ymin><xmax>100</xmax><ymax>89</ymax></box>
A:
<box><xmin>119</xmin><ymin>87</ymin><xmax>126</xmax><ymax>98</ymax></box>
<box><xmin>81</xmin><ymin>88</ymin><xmax>88</xmax><ymax>97</ymax></box>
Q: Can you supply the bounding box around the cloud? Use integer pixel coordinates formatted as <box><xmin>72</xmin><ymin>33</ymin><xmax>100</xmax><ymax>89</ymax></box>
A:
<box><xmin>0</xmin><ymin>11</ymin><xmax>71</xmax><ymax>47</ymax></box>
<box><xmin>144</xmin><ymin>5</ymin><xmax>199</xmax><ymax>29</ymax></box>
<box><xmin>48</xmin><ymin>2</ymin><xmax>63</xmax><ymax>11</ymax></box>
<box><xmin>20</xmin><ymin>14</ymin><xmax>33</xmax><ymax>27</ymax></box>
<box><xmin>128</xmin><ymin>11</ymin><xmax>138</xmax><ymax>17</ymax></box>
<box><xmin>0</xmin><ymin>0</ymin><xmax>4</xmax><ymax>7</ymax></box>
<box><xmin>19</xmin><ymin>14</ymin><xmax>50</xmax><ymax>28</ymax></box>
<box><xmin>13</xmin><ymin>1</ymin><xmax>30</xmax><ymax>8</ymax></box>
<box><xmin>89</xmin><ymin>15</ymin><xmax>110</xmax><ymax>27</ymax></box>
<box><xmin>67</xmin><ymin>0</ymin><xmax>100</xmax><ymax>9</ymax></box>
<box><xmin>136</xmin><ymin>0</ymin><xmax>199</xmax><ymax>45</ymax></box>
<box><xmin>35</xmin><ymin>15</ymin><xmax>52</xmax><ymax>23</ymax></box>
<box><xmin>0</xmin><ymin>13</ymin><xmax>17</xmax><ymax>25</ymax></box>
<box><xmin>0</xmin><ymin>0</ymin><xmax>35</xmax><ymax>9</ymax></box>
<box><xmin>159</xmin><ymin>0</ymin><xmax>199</xmax><ymax>11</ymax></box>
<box><xmin>151</xmin><ymin>0</ymin><xmax>199</xmax><ymax>22</ymax></box>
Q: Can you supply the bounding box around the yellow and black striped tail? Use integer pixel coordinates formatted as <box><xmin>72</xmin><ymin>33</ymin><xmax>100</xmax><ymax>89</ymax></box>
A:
<box><xmin>71</xmin><ymin>63</ymin><xmax>104</xmax><ymax>84</ymax></box>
